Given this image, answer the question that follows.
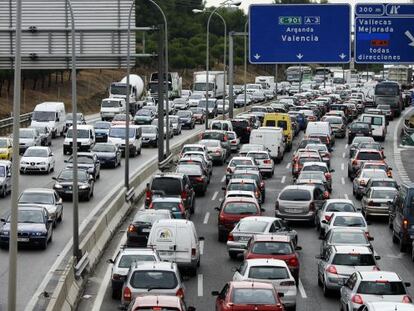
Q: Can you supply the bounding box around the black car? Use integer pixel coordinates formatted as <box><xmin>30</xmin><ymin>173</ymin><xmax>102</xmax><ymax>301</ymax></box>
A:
<box><xmin>66</xmin><ymin>112</ymin><xmax>86</xmax><ymax>129</ymax></box>
<box><xmin>0</xmin><ymin>206</ymin><xmax>53</xmax><ymax>249</ymax></box>
<box><xmin>91</xmin><ymin>143</ymin><xmax>121</xmax><ymax>168</ymax></box>
<box><xmin>231</xmin><ymin>118</ymin><xmax>252</xmax><ymax>144</ymax></box>
<box><xmin>52</xmin><ymin>169</ymin><xmax>94</xmax><ymax>201</ymax></box>
<box><xmin>347</xmin><ymin>122</ymin><xmax>372</xmax><ymax>144</ymax></box>
<box><xmin>126</xmin><ymin>209</ymin><xmax>172</xmax><ymax>247</ymax></box>
<box><xmin>176</xmin><ymin>164</ymin><xmax>208</xmax><ymax>195</ymax></box>
<box><xmin>145</xmin><ymin>173</ymin><xmax>195</xmax><ymax>213</ymax></box>
<box><xmin>30</xmin><ymin>126</ymin><xmax>52</xmax><ymax>146</ymax></box>
<box><xmin>94</xmin><ymin>121</ymin><xmax>111</xmax><ymax>142</ymax></box>
<box><xmin>65</xmin><ymin>152</ymin><xmax>101</xmax><ymax>180</ymax></box>
<box><xmin>177</xmin><ymin>110</ymin><xmax>196</xmax><ymax>129</ymax></box>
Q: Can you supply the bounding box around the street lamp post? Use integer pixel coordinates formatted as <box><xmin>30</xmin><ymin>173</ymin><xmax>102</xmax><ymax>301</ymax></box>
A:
<box><xmin>243</xmin><ymin>19</ymin><xmax>248</xmax><ymax>111</ymax></box>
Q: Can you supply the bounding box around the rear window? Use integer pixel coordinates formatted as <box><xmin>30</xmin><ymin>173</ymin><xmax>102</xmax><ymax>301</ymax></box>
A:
<box><xmin>136</xmin><ymin>308</ymin><xmax>179</xmax><ymax>311</ymax></box>
<box><xmin>357</xmin><ymin>281</ymin><xmax>406</xmax><ymax>295</ymax></box>
<box><xmin>151</xmin><ymin>178</ymin><xmax>181</xmax><ymax>195</ymax></box>
<box><xmin>279</xmin><ymin>189</ymin><xmax>311</xmax><ymax>201</ymax></box>
<box><xmin>251</xmin><ymin>241</ymin><xmax>293</xmax><ymax>255</ymax></box>
<box><xmin>333</xmin><ymin>216</ymin><xmax>365</xmax><ymax>227</ymax></box>
<box><xmin>371</xmin><ymin>180</ymin><xmax>397</xmax><ymax>188</ymax></box>
<box><xmin>351</xmin><ymin>123</ymin><xmax>370</xmax><ymax>130</ymax></box>
<box><xmin>330</xmin><ymin>232</ymin><xmax>368</xmax><ymax>244</ymax></box>
<box><xmin>371</xmin><ymin>189</ymin><xmax>397</xmax><ymax>199</ymax></box>
<box><xmin>332</xmin><ymin>254</ymin><xmax>375</xmax><ymax>266</ymax></box>
<box><xmin>362</xmin><ymin>116</ymin><xmax>383</xmax><ymax>126</ymax></box>
<box><xmin>130</xmin><ymin>271</ymin><xmax>178</xmax><ymax>289</ymax></box>
<box><xmin>232</xmin><ymin>288</ymin><xmax>276</xmax><ymax>304</ymax></box>
<box><xmin>326</xmin><ymin>203</ymin><xmax>355</xmax><ymax>213</ymax></box>
<box><xmin>277</xmin><ymin>120</ymin><xmax>288</xmax><ymax>130</ymax></box>
<box><xmin>118</xmin><ymin>254</ymin><xmax>157</xmax><ymax>268</ymax></box>
<box><xmin>357</xmin><ymin>152</ymin><xmax>382</xmax><ymax>161</ymax></box>
<box><xmin>238</xmin><ymin>221</ymin><xmax>268</xmax><ymax>232</ymax></box>
<box><xmin>248</xmin><ymin>153</ymin><xmax>268</xmax><ymax>160</ymax></box>
<box><xmin>152</xmin><ymin>202</ymin><xmax>180</xmax><ymax>213</ymax></box>
<box><xmin>223</xmin><ymin>202</ymin><xmax>258</xmax><ymax>215</ymax></box>
<box><xmin>248</xmin><ymin>266</ymin><xmax>289</xmax><ymax>280</ymax></box>
<box><xmin>231</xmin><ymin>159</ymin><xmax>254</xmax><ymax>167</ymax></box>
<box><xmin>202</xmin><ymin>132</ymin><xmax>224</xmax><ymax>141</ymax></box>
<box><xmin>228</xmin><ymin>183</ymin><xmax>255</xmax><ymax>192</ymax></box>
<box><xmin>299</xmin><ymin>157</ymin><xmax>320</xmax><ymax>165</ymax></box>
<box><xmin>265</xmin><ymin>120</ymin><xmax>276</xmax><ymax>127</ymax></box>
<box><xmin>231</xmin><ymin>120</ymin><xmax>248</xmax><ymax>127</ymax></box>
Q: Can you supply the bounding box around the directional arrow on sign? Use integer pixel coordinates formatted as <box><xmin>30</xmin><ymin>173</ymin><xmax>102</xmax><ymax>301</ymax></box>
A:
<box><xmin>253</xmin><ymin>53</ymin><xmax>261</xmax><ymax>60</ymax></box>
<box><xmin>296</xmin><ymin>53</ymin><xmax>303</xmax><ymax>60</ymax></box>
<box><xmin>405</xmin><ymin>30</ymin><xmax>414</xmax><ymax>47</ymax></box>
<box><xmin>339</xmin><ymin>53</ymin><xmax>346</xmax><ymax>60</ymax></box>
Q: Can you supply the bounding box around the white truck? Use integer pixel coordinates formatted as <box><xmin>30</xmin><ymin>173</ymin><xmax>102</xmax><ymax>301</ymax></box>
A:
<box><xmin>100</xmin><ymin>98</ymin><xmax>126</xmax><ymax>121</ymax></box>
<box><xmin>388</xmin><ymin>65</ymin><xmax>413</xmax><ymax>88</ymax></box>
<box><xmin>30</xmin><ymin>102</ymin><xmax>66</xmax><ymax>138</ymax></box>
<box><xmin>148</xmin><ymin>72</ymin><xmax>182</xmax><ymax>101</ymax></box>
<box><xmin>192</xmin><ymin>71</ymin><xmax>225</xmax><ymax>99</ymax></box>
<box><xmin>332</xmin><ymin>70</ymin><xmax>351</xmax><ymax>84</ymax></box>
<box><xmin>109</xmin><ymin>75</ymin><xmax>144</xmax><ymax>115</ymax></box>
<box><xmin>255</xmin><ymin>76</ymin><xmax>274</xmax><ymax>89</ymax></box>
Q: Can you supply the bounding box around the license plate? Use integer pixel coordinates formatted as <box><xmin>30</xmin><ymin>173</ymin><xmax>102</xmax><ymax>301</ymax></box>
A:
<box><xmin>18</xmin><ymin>238</ymin><xmax>29</xmax><ymax>242</ymax></box>
<box><xmin>286</xmin><ymin>208</ymin><xmax>301</xmax><ymax>214</ymax></box>
<box><xmin>356</xmin><ymin>133</ymin><xmax>364</xmax><ymax>136</ymax></box>
<box><xmin>142</xmin><ymin>228</ymin><xmax>151</xmax><ymax>233</ymax></box>
<box><xmin>238</xmin><ymin>236</ymin><xmax>250</xmax><ymax>241</ymax></box>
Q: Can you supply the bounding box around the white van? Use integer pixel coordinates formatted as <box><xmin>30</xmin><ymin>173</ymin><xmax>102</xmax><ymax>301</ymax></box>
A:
<box><xmin>249</xmin><ymin>127</ymin><xmax>285</xmax><ymax>162</ymax></box>
<box><xmin>108</xmin><ymin>125</ymin><xmax>142</xmax><ymax>157</ymax></box>
<box><xmin>360</xmin><ymin>113</ymin><xmax>387</xmax><ymax>141</ymax></box>
<box><xmin>100</xmin><ymin>98</ymin><xmax>126</xmax><ymax>121</ymax></box>
<box><xmin>305</xmin><ymin>121</ymin><xmax>332</xmax><ymax>137</ymax></box>
<box><xmin>147</xmin><ymin>219</ymin><xmax>204</xmax><ymax>275</ymax></box>
<box><xmin>0</xmin><ymin>160</ymin><xmax>12</xmax><ymax>197</ymax></box>
<box><xmin>31</xmin><ymin>102</ymin><xmax>66</xmax><ymax>138</ymax></box>
<box><xmin>209</xmin><ymin>120</ymin><xmax>233</xmax><ymax>132</ymax></box>
<box><xmin>63</xmin><ymin>124</ymin><xmax>95</xmax><ymax>155</ymax></box>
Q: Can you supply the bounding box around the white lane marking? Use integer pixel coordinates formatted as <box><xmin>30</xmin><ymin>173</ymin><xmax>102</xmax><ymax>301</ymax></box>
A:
<box><xmin>91</xmin><ymin>234</ymin><xmax>127</xmax><ymax>311</ymax></box>
<box><xmin>203</xmin><ymin>212</ymin><xmax>210</xmax><ymax>225</ymax></box>
<box><xmin>344</xmin><ymin>194</ymin><xmax>349</xmax><ymax>200</ymax></box>
<box><xmin>341</xmin><ymin>163</ymin><xmax>344</xmax><ymax>171</ymax></box>
<box><xmin>286</xmin><ymin>162</ymin><xmax>291</xmax><ymax>169</ymax></box>
<box><xmin>281</xmin><ymin>176</ymin><xmax>286</xmax><ymax>184</ymax></box>
<box><xmin>298</xmin><ymin>279</ymin><xmax>307</xmax><ymax>298</ymax></box>
<box><xmin>341</xmin><ymin>177</ymin><xmax>345</xmax><ymax>185</ymax></box>
<box><xmin>221</xmin><ymin>175</ymin><xmax>226</xmax><ymax>183</ymax></box>
<box><xmin>342</xmin><ymin>152</ymin><xmax>346</xmax><ymax>158</ymax></box>
<box><xmin>345</xmin><ymin>144</ymin><xmax>348</xmax><ymax>149</ymax></box>
<box><xmin>212</xmin><ymin>191</ymin><xmax>218</xmax><ymax>201</ymax></box>
<box><xmin>219</xmin><ymin>198</ymin><xmax>223</xmax><ymax>202</ymax></box>
<box><xmin>198</xmin><ymin>274</ymin><xmax>204</xmax><ymax>296</ymax></box>
<box><xmin>200</xmin><ymin>240</ymin><xmax>205</xmax><ymax>255</ymax></box>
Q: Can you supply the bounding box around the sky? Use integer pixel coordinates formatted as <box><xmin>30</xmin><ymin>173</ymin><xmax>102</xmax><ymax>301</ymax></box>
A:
<box><xmin>206</xmin><ymin>0</ymin><xmax>413</xmax><ymax>12</ymax></box>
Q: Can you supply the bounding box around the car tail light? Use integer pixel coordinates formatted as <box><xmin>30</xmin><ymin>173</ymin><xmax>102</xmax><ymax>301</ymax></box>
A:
<box><xmin>228</xmin><ymin>233</ymin><xmax>234</xmax><ymax>241</ymax></box>
<box><xmin>178</xmin><ymin>203</ymin><xmax>184</xmax><ymax>211</ymax></box>
<box><xmin>112</xmin><ymin>273</ymin><xmax>122</xmax><ymax>280</ymax></box>
<box><xmin>403</xmin><ymin>219</ymin><xmax>409</xmax><ymax>230</ymax></box>
<box><xmin>280</xmin><ymin>280</ymin><xmax>295</xmax><ymax>286</ymax></box>
<box><xmin>325</xmin><ymin>173</ymin><xmax>331</xmax><ymax>180</ymax></box>
<box><xmin>181</xmin><ymin>190</ymin><xmax>188</xmax><ymax>201</ymax></box>
<box><xmin>263</xmin><ymin>159</ymin><xmax>271</xmax><ymax>164</ymax></box>
<box><xmin>287</xmin><ymin>257</ymin><xmax>299</xmax><ymax>267</ymax></box>
<box><xmin>223</xmin><ymin>136</ymin><xmax>228</xmax><ymax>142</ymax></box>
<box><xmin>360</xmin><ymin>180</ymin><xmax>366</xmax><ymax>186</ymax></box>
<box><xmin>326</xmin><ymin>265</ymin><xmax>337</xmax><ymax>274</ymax></box>
<box><xmin>195</xmin><ymin>176</ymin><xmax>204</xmax><ymax>182</ymax></box>
<box><xmin>191</xmin><ymin>248</ymin><xmax>196</xmax><ymax>257</ymax></box>
<box><xmin>148</xmin><ymin>202</ymin><xmax>154</xmax><ymax>209</ymax></box>
<box><xmin>309</xmin><ymin>202</ymin><xmax>315</xmax><ymax>211</ymax></box>
<box><xmin>127</xmin><ymin>225</ymin><xmax>137</xmax><ymax>233</ymax></box>
<box><xmin>403</xmin><ymin>296</ymin><xmax>412</xmax><ymax>303</ymax></box>
<box><xmin>260</xmin><ymin>181</ymin><xmax>265</xmax><ymax>189</ymax></box>
<box><xmin>352</xmin><ymin>159</ymin><xmax>358</xmax><ymax>166</ymax></box>
<box><xmin>324</xmin><ymin>214</ymin><xmax>332</xmax><ymax>221</ymax></box>
<box><xmin>123</xmin><ymin>287</ymin><xmax>132</xmax><ymax>303</ymax></box>
<box><xmin>145</xmin><ymin>189</ymin><xmax>152</xmax><ymax>202</ymax></box>
<box><xmin>215</xmin><ymin>149</ymin><xmax>221</xmax><ymax>155</ymax></box>
<box><xmin>227</xmin><ymin>167</ymin><xmax>232</xmax><ymax>173</ymax></box>
<box><xmin>352</xmin><ymin>294</ymin><xmax>363</xmax><ymax>305</ymax></box>
<box><xmin>387</xmin><ymin>171</ymin><xmax>392</xmax><ymax>178</ymax></box>
<box><xmin>176</xmin><ymin>287</ymin><xmax>185</xmax><ymax>299</ymax></box>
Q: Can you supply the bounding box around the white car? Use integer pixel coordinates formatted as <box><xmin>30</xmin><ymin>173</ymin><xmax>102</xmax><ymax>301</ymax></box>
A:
<box><xmin>232</xmin><ymin>258</ymin><xmax>297</xmax><ymax>309</ymax></box>
<box><xmin>322</xmin><ymin>212</ymin><xmax>370</xmax><ymax>238</ymax></box>
<box><xmin>246</xmin><ymin>150</ymin><xmax>274</xmax><ymax>177</ymax></box>
<box><xmin>225</xmin><ymin>157</ymin><xmax>256</xmax><ymax>183</ymax></box>
<box><xmin>315</xmin><ymin>199</ymin><xmax>357</xmax><ymax>234</ymax></box>
<box><xmin>20</xmin><ymin>146</ymin><xmax>55</xmax><ymax>174</ymax></box>
<box><xmin>357</xmin><ymin>302</ymin><xmax>414</xmax><ymax>311</ymax></box>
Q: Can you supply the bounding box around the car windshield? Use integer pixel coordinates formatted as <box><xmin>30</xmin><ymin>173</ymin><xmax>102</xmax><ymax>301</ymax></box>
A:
<box><xmin>58</xmin><ymin>170</ymin><xmax>88</xmax><ymax>181</ymax></box>
<box><xmin>200</xmin><ymin>140</ymin><xmax>220</xmax><ymax>147</ymax></box>
<box><xmin>303</xmin><ymin>165</ymin><xmax>327</xmax><ymax>173</ymax></box>
<box><xmin>94</xmin><ymin>122</ymin><xmax>110</xmax><ymax>129</ymax></box>
<box><xmin>109</xmin><ymin>128</ymin><xmax>135</xmax><ymax>138</ymax></box>
<box><xmin>223</xmin><ymin>202</ymin><xmax>258</xmax><ymax>215</ymax></box>
<box><xmin>371</xmin><ymin>180</ymin><xmax>397</xmax><ymax>188</ymax></box>
<box><xmin>0</xmin><ymin>139</ymin><xmax>7</xmax><ymax>148</ymax></box>
<box><xmin>357</xmin><ymin>281</ymin><xmax>406</xmax><ymax>295</ymax></box>
<box><xmin>66</xmin><ymin>129</ymin><xmax>90</xmax><ymax>139</ymax></box>
<box><xmin>330</xmin><ymin>232</ymin><xmax>368</xmax><ymax>244</ymax></box>
<box><xmin>357</xmin><ymin>152</ymin><xmax>382</xmax><ymax>161</ymax></box>
<box><xmin>7</xmin><ymin>210</ymin><xmax>44</xmax><ymax>223</ymax></box>
<box><xmin>23</xmin><ymin>148</ymin><xmax>48</xmax><ymax>157</ymax></box>
<box><xmin>279</xmin><ymin>189</ymin><xmax>311</xmax><ymax>201</ymax></box>
<box><xmin>101</xmin><ymin>100</ymin><xmax>121</xmax><ymax>108</ymax></box>
<box><xmin>135</xmin><ymin>213</ymin><xmax>170</xmax><ymax>224</ymax></box>
<box><xmin>130</xmin><ymin>271</ymin><xmax>178</xmax><ymax>289</ymax></box>
<box><xmin>237</xmin><ymin>221</ymin><xmax>269</xmax><ymax>232</ymax></box>
<box><xmin>19</xmin><ymin>130</ymin><xmax>34</xmax><ymax>139</ymax></box>
<box><xmin>333</xmin><ymin>216</ymin><xmax>365</xmax><ymax>227</ymax></box>
<box><xmin>136</xmin><ymin>110</ymin><xmax>151</xmax><ymax>116</ymax></box>
<box><xmin>198</xmin><ymin>100</ymin><xmax>216</xmax><ymax>108</ymax></box>
<box><xmin>232</xmin><ymin>288</ymin><xmax>276</xmax><ymax>304</ymax></box>
<box><xmin>177</xmin><ymin>111</ymin><xmax>191</xmax><ymax>117</ymax></box>
<box><xmin>230</xmin><ymin>159</ymin><xmax>254</xmax><ymax>167</ymax></box>
<box><xmin>151</xmin><ymin>178</ymin><xmax>181</xmax><ymax>195</ymax></box>
<box><xmin>361</xmin><ymin>171</ymin><xmax>387</xmax><ymax>179</ymax></box>
<box><xmin>377</xmin><ymin>105</ymin><xmax>391</xmax><ymax>110</ymax></box>
<box><xmin>0</xmin><ymin>166</ymin><xmax>5</xmax><ymax>177</ymax></box>
<box><xmin>352</xmin><ymin>137</ymin><xmax>374</xmax><ymax>145</ymax></box>
<box><xmin>67</xmin><ymin>156</ymin><xmax>94</xmax><ymax>164</ymax></box>
<box><xmin>32</xmin><ymin>111</ymin><xmax>55</xmax><ymax>121</ymax></box>
<box><xmin>247</xmin><ymin>153</ymin><xmax>269</xmax><ymax>160</ymax></box>
<box><xmin>176</xmin><ymin>165</ymin><xmax>202</xmax><ymax>176</ymax></box>
<box><xmin>326</xmin><ymin>203</ymin><xmax>355</xmax><ymax>212</ymax></box>
<box><xmin>248</xmin><ymin>266</ymin><xmax>289</xmax><ymax>280</ymax></box>
<box><xmin>351</xmin><ymin>123</ymin><xmax>370</xmax><ymax>130</ymax></box>
<box><xmin>118</xmin><ymin>254</ymin><xmax>157</xmax><ymax>269</ymax></box>
<box><xmin>332</xmin><ymin>254</ymin><xmax>375</xmax><ymax>266</ymax></box>
<box><xmin>371</xmin><ymin>189</ymin><xmax>397</xmax><ymax>199</ymax></box>
<box><xmin>92</xmin><ymin>144</ymin><xmax>116</xmax><ymax>153</ymax></box>
<box><xmin>19</xmin><ymin>192</ymin><xmax>54</xmax><ymax>204</ymax></box>
<box><xmin>251</xmin><ymin>241</ymin><xmax>293</xmax><ymax>255</ymax></box>
<box><xmin>228</xmin><ymin>183</ymin><xmax>255</xmax><ymax>192</ymax></box>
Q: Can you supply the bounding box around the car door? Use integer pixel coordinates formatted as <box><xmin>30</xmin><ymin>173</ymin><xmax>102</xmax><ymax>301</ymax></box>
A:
<box><xmin>216</xmin><ymin>283</ymin><xmax>229</xmax><ymax>311</ymax></box>
<box><xmin>5</xmin><ymin>164</ymin><xmax>12</xmax><ymax>192</ymax></box>
<box><xmin>183</xmin><ymin>176</ymin><xmax>194</xmax><ymax>208</ymax></box>
<box><xmin>340</xmin><ymin>273</ymin><xmax>357</xmax><ymax>309</ymax></box>
<box><xmin>393</xmin><ymin>187</ymin><xmax>407</xmax><ymax>235</ymax></box>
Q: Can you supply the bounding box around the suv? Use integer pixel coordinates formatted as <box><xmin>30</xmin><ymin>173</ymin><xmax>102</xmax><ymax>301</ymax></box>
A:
<box><xmin>348</xmin><ymin>122</ymin><xmax>372</xmax><ymax>144</ymax></box>
<box><xmin>121</xmin><ymin>261</ymin><xmax>185</xmax><ymax>307</ymax></box>
<box><xmin>145</xmin><ymin>173</ymin><xmax>195</xmax><ymax>213</ymax></box>
<box><xmin>316</xmin><ymin>245</ymin><xmax>380</xmax><ymax>296</ymax></box>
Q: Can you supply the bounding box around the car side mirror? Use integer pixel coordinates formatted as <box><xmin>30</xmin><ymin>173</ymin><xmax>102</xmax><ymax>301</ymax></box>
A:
<box><xmin>52</xmin><ymin>177</ymin><xmax>57</xmax><ymax>181</ymax></box>
<box><xmin>214</xmin><ymin>207</ymin><xmax>220</xmax><ymax>211</ymax></box>
<box><xmin>7</xmin><ymin>173</ymin><xmax>11</xmax><ymax>177</ymax></box>
<box><xmin>0</xmin><ymin>218</ymin><xmax>6</xmax><ymax>222</ymax></box>
<box><xmin>211</xmin><ymin>291</ymin><xmax>220</xmax><ymax>296</ymax></box>
<box><xmin>375</xmin><ymin>255</ymin><xmax>381</xmax><ymax>260</ymax></box>
<box><xmin>107</xmin><ymin>259</ymin><xmax>115</xmax><ymax>264</ymax></box>
<box><xmin>260</xmin><ymin>208</ymin><xmax>266</xmax><ymax>212</ymax></box>
<box><xmin>231</xmin><ymin>266</ymin><xmax>240</xmax><ymax>273</ymax></box>
<box><xmin>47</xmin><ymin>219</ymin><xmax>53</xmax><ymax>224</ymax></box>
<box><xmin>221</xmin><ymin>186</ymin><xmax>226</xmax><ymax>191</ymax></box>
<box><xmin>188</xmin><ymin>307</ymin><xmax>196</xmax><ymax>311</ymax></box>
<box><xmin>64</xmin><ymin>159</ymin><xmax>68</xmax><ymax>163</ymax></box>
<box><xmin>405</xmin><ymin>282</ymin><xmax>411</xmax><ymax>288</ymax></box>
<box><xmin>295</xmin><ymin>246</ymin><xmax>302</xmax><ymax>251</ymax></box>
<box><xmin>278</xmin><ymin>292</ymin><xmax>284</xmax><ymax>298</ymax></box>
<box><xmin>315</xmin><ymin>255</ymin><xmax>324</xmax><ymax>260</ymax></box>
<box><xmin>368</xmin><ymin>236</ymin><xmax>374</xmax><ymax>241</ymax></box>
<box><xmin>199</xmin><ymin>237</ymin><xmax>205</xmax><ymax>241</ymax></box>
<box><xmin>330</xmin><ymin>169</ymin><xmax>335</xmax><ymax>173</ymax></box>
<box><xmin>321</xmin><ymin>219</ymin><xmax>328</xmax><ymax>224</ymax></box>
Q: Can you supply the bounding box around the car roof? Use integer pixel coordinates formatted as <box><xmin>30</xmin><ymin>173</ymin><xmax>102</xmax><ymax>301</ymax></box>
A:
<box><xmin>132</xmin><ymin>295</ymin><xmax>182</xmax><ymax>308</ymax></box>
<box><xmin>21</xmin><ymin>188</ymin><xmax>55</xmax><ymax>194</ymax></box>
<box><xmin>239</xmin><ymin>216</ymin><xmax>280</xmax><ymax>223</ymax></box>
<box><xmin>325</xmin><ymin>199</ymin><xmax>354</xmax><ymax>204</ymax></box>
<box><xmin>364</xmin><ymin>302</ymin><xmax>414</xmax><ymax>310</ymax></box>
<box><xmin>357</xmin><ymin>148</ymin><xmax>382</xmax><ymax>154</ymax></box>
<box><xmin>223</xmin><ymin>197</ymin><xmax>259</xmax><ymax>204</ymax></box>
<box><xmin>153</xmin><ymin>172</ymin><xmax>185</xmax><ymax>179</ymax></box>
<box><xmin>332</xmin><ymin>212</ymin><xmax>364</xmax><ymax>217</ymax></box>
<box><xmin>358</xmin><ymin>271</ymin><xmax>401</xmax><ymax>281</ymax></box>
<box><xmin>252</xmin><ymin>234</ymin><xmax>291</xmax><ymax>243</ymax></box>
<box><xmin>245</xmin><ymin>258</ymin><xmax>289</xmax><ymax>268</ymax></box>
<box><xmin>228</xmin><ymin>179</ymin><xmax>256</xmax><ymax>184</ymax></box>
<box><xmin>281</xmin><ymin>184</ymin><xmax>315</xmax><ymax>191</ymax></box>
<box><xmin>230</xmin><ymin>281</ymin><xmax>275</xmax><ymax>289</ymax></box>
<box><xmin>333</xmin><ymin>245</ymin><xmax>372</xmax><ymax>254</ymax></box>
<box><xmin>369</xmin><ymin>186</ymin><xmax>398</xmax><ymax>191</ymax></box>
<box><xmin>152</xmin><ymin>197</ymin><xmax>182</xmax><ymax>203</ymax></box>
<box><xmin>131</xmin><ymin>261</ymin><xmax>178</xmax><ymax>271</ymax></box>
<box><xmin>119</xmin><ymin>247</ymin><xmax>158</xmax><ymax>255</ymax></box>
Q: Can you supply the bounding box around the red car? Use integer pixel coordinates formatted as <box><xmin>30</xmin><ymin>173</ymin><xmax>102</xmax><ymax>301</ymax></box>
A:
<box><xmin>212</xmin><ymin>281</ymin><xmax>285</xmax><ymax>311</ymax></box>
<box><xmin>244</xmin><ymin>234</ymin><xmax>301</xmax><ymax>283</ymax></box>
<box><xmin>128</xmin><ymin>295</ymin><xmax>195</xmax><ymax>311</ymax></box>
<box><xmin>215</xmin><ymin>197</ymin><xmax>263</xmax><ymax>242</ymax></box>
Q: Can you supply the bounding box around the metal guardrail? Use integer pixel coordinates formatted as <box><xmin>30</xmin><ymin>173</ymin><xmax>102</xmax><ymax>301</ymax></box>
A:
<box><xmin>0</xmin><ymin>112</ymin><xmax>33</xmax><ymax>135</ymax></box>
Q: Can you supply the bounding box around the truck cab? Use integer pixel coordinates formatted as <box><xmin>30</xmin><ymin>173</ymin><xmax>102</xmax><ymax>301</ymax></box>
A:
<box><xmin>100</xmin><ymin>98</ymin><xmax>126</xmax><ymax>121</ymax></box>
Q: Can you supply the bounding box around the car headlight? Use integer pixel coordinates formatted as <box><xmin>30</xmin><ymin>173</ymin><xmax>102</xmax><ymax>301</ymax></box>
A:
<box><xmin>39</xmin><ymin>162</ymin><xmax>46</xmax><ymax>165</ymax></box>
<box><xmin>79</xmin><ymin>184</ymin><xmax>89</xmax><ymax>190</ymax></box>
<box><xmin>33</xmin><ymin>231</ymin><xmax>46</xmax><ymax>236</ymax></box>
<box><xmin>54</xmin><ymin>184</ymin><xmax>63</xmax><ymax>189</ymax></box>
<box><xmin>1</xmin><ymin>230</ymin><xmax>9</xmax><ymax>236</ymax></box>
<box><xmin>21</xmin><ymin>161</ymin><xmax>28</xmax><ymax>165</ymax></box>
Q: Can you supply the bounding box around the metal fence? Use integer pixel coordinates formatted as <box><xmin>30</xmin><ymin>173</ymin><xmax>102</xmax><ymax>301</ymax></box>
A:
<box><xmin>0</xmin><ymin>113</ymin><xmax>33</xmax><ymax>135</ymax></box>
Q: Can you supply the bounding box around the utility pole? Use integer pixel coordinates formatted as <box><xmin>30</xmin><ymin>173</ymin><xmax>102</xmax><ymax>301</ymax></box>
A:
<box><xmin>157</xmin><ymin>25</ymin><xmax>165</xmax><ymax>162</ymax></box>
<box><xmin>228</xmin><ymin>32</ymin><xmax>234</xmax><ymax>119</ymax></box>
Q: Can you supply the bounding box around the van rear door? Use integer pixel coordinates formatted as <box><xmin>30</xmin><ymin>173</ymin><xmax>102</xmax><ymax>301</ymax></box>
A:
<box><xmin>149</xmin><ymin>223</ymin><xmax>178</xmax><ymax>262</ymax></box>
<box><xmin>174</xmin><ymin>224</ymin><xmax>193</xmax><ymax>264</ymax></box>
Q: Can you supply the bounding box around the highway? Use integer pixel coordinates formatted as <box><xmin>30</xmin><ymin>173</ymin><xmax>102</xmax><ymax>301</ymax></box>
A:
<box><xmin>0</xmin><ymin>114</ymin><xmax>207</xmax><ymax>310</ymax></box>
<box><xmin>75</xmin><ymin>110</ymin><xmax>414</xmax><ymax>311</ymax></box>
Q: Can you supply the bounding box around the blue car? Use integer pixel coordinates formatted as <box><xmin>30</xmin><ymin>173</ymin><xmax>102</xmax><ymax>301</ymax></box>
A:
<box><xmin>94</xmin><ymin>121</ymin><xmax>111</xmax><ymax>142</ymax></box>
<box><xmin>289</xmin><ymin>111</ymin><xmax>307</xmax><ymax>131</ymax></box>
<box><xmin>0</xmin><ymin>205</ymin><xmax>53</xmax><ymax>250</ymax></box>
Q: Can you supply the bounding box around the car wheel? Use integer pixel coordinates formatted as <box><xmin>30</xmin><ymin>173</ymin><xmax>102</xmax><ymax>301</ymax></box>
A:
<box><xmin>317</xmin><ymin>273</ymin><xmax>322</xmax><ymax>287</ymax></box>
<box><xmin>388</xmin><ymin>216</ymin><xmax>393</xmax><ymax>229</ymax></box>
<box><xmin>392</xmin><ymin>230</ymin><xmax>399</xmax><ymax>244</ymax></box>
<box><xmin>40</xmin><ymin>238</ymin><xmax>48</xmax><ymax>250</ymax></box>
<box><xmin>96</xmin><ymin>171</ymin><xmax>100</xmax><ymax>179</ymax></box>
<box><xmin>137</xmin><ymin>147</ymin><xmax>141</xmax><ymax>155</ymax></box>
<box><xmin>188</xmin><ymin>265</ymin><xmax>197</xmax><ymax>277</ymax></box>
<box><xmin>322</xmin><ymin>278</ymin><xmax>331</xmax><ymax>297</ymax></box>
<box><xmin>58</xmin><ymin>211</ymin><xmax>63</xmax><ymax>222</ymax></box>
<box><xmin>1</xmin><ymin>186</ymin><xmax>6</xmax><ymax>198</ymax></box>
<box><xmin>218</xmin><ymin>230</ymin><xmax>227</xmax><ymax>242</ymax></box>
<box><xmin>229</xmin><ymin>252</ymin><xmax>238</xmax><ymax>260</ymax></box>
<box><xmin>399</xmin><ymin>237</ymin><xmax>408</xmax><ymax>253</ymax></box>
<box><xmin>111</xmin><ymin>288</ymin><xmax>120</xmax><ymax>300</ymax></box>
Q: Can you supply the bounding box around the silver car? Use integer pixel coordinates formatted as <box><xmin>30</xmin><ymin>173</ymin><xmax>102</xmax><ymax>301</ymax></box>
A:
<box><xmin>246</xmin><ymin>151</ymin><xmax>274</xmax><ymax>177</ymax></box>
<box><xmin>18</xmin><ymin>128</ymin><xmax>41</xmax><ymax>154</ymax></box>
<box><xmin>227</xmin><ymin>216</ymin><xmax>297</xmax><ymax>256</ymax></box>
<box><xmin>317</xmin><ymin>245</ymin><xmax>380</xmax><ymax>296</ymax></box>
<box><xmin>108</xmin><ymin>247</ymin><xmax>160</xmax><ymax>299</ymax></box>
<box><xmin>315</xmin><ymin>199</ymin><xmax>357</xmax><ymax>234</ymax></box>
<box><xmin>169</xmin><ymin>115</ymin><xmax>182</xmax><ymax>135</ymax></box>
<box><xmin>361</xmin><ymin>187</ymin><xmax>397</xmax><ymax>219</ymax></box>
<box><xmin>340</xmin><ymin>271</ymin><xmax>412</xmax><ymax>311</ymax></box>
<box><xmin>121</xmin><ymin>261</ymin><xmax>185</xmax><ymax>306</ymax></box>
<box><xmin>199</xmin><ymin>139</ymin><xmax>226</xmax><ymax>164</ymax></box>
<box><xmin>0</xmin><ymin>160</ymin><xmax>12</xmax><ymax>198</ymax></box>
<box><xmin>353</xmin><ymin>169</ymin><xmax>389</xmax><ymax>200</ymax></box>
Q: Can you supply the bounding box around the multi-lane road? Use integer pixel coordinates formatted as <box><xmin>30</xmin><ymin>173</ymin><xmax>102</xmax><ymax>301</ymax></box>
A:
<box><xmin>76</xmin><ymin>108</ymin><xmax>414</xmax><ymax>311</ymax></box>
<box><xmin>0</xmin><ymin>114</ymin><xmax>208</xmax><ymax>310</ymax></box>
